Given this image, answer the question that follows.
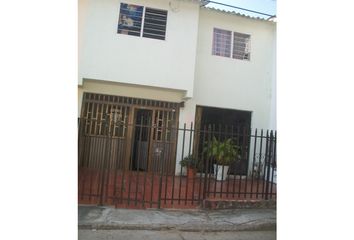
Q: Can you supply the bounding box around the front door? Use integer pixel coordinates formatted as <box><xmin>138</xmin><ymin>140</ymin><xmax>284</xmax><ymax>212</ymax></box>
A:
<box><xmin>150</xmin><ymin>109</ymin><xmax>178</xmax><ymax>174</ymax></box>
<box><xmin>131</xmin><ymin>108</ymin><xmax>178</xmax><ymax>174</ymax></box>
<box><xmin>132</xmin><ymin>109</ymin><xmax>153</xmax><ymax>171</ymax></box>
<box><xmin>194</xmin><ymin>106</ymin><xmax>252</xmax><ymax>175</ymax></box>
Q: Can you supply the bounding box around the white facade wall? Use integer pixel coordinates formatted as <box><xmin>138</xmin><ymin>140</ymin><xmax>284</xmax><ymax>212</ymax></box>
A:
<box><xmin>269</xmin><ymin>25</ymin><xmax>277</xmax><ymax>130</ymax></box>
<box><xmin>79</xmin><ymin>0</ymin><xmax>200</xmax><ymax>98</ymax></box>
<box><xmin>178</xmin><ymin>8</ymin><xmax>276</xmax><ymax>130</ymax></box>
<box><xmin>175</xmin><ymin>9</ymin><xmax>276</xmax><ymax>172</ymax></box>
<box><xmin>78</xmin><ymin>2</ymin><xmax>276</xmax><ymax>175</ymax></box>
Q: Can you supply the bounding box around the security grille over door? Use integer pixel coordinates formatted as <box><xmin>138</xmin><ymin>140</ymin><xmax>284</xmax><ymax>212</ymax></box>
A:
<box><xmin>79</xmin><ymin>93</ymin><xmax>277</xmax><ymax>208</ymax></box>
<box><xmin>79</xmin><ymin>92</ymin><xmax>180</xmax><ymax>173</ymax></box>
<box><xmin>81</xmin><ymin>93</ymin><xmax>130</xmax><ymax>137</ymax></box>
<box><xmin>150</xmin><ymin>109</ymin><xmax>178</xmax><ymax>174</ymax></box>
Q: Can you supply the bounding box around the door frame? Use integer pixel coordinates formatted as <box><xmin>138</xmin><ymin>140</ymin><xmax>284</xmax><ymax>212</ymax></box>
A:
<box><xmin>126</xmin><ymin>105</ymin><xmax>180</xmax><ymax>173</ymax></box>
<box><xmin>80</xmin><ymin>92</ymin><xmax>181</xmax><ymax>173</ymax></box>
<box><xmin>131</xmin><ymin>107</ymin><xmax>153</xmax><ymax>171</ymax></box>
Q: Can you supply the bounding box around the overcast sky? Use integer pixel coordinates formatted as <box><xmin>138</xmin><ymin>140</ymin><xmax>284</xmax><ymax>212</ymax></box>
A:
<box><xmin>205</xmin><ymin>0</ymin><xmax>276</xmax><ymax>18</ymax></box>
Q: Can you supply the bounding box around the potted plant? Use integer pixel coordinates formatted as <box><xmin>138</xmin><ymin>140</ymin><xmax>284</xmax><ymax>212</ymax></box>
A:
<box><xmin>204</xmin><ymin>137</ymin><xmax>240</xmax><ymax>181</ymax></box>
<box><xmin>180</xmin><ymin>155</ymin><xmax>198</xmax><ymax>179</ymax></box>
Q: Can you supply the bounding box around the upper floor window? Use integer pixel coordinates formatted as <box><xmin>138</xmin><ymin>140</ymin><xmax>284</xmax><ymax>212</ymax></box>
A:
<box><xmin>117</xmin><ymin>3</ymin><xmax>167</xmax><ymax>40</ymax></box>
<box><xmin>212</xmin><ymin>28</ymin><xmax>232</xmax><ymax>57</ymax></box>
<box><xmin>117</xmin><ymin>3</ymin><xmax>143</xmax><ymax>37</ymax></box>
<box><xmin>143</xmin><ymin>8</ymin><xmax>168</xmax><ymax>40</ymax></box>
<box><xmin>212</xmin><ymin>28</ymin><xmax>251</xmax><ymax>61</ymax></box>
<box><xmin>233</xmin><ymin>32</ymin><xmax>251</xmax><ymax>60</ymax></box>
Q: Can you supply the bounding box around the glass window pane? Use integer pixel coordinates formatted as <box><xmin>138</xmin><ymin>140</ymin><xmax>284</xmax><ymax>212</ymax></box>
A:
<box><xmin>117</xmin><ymin>3</ymin><xmax>144</xmax><ymax>37</ymax></box>
<box><xmin>233</xmin><ymin>32</ymin><xmax>251</xmax><ymax>60</ymax></box>
<box><xmin>212</xmin><ymin>28</ymin><xmax>232</xmax><ymax>57</ymax></box>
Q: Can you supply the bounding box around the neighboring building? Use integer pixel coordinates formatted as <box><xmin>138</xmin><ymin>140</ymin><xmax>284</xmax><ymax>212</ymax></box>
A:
<box><xmin>78</xmin><ymin>0</ymin><xmax>276</xmax><ymax>175</ymax></box>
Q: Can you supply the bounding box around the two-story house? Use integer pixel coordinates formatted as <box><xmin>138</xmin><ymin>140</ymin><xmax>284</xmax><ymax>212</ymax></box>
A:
<box><xmin>78</xmin><ymin>0</ymin><xmax>276</xmax><ymax>177</ymax></box>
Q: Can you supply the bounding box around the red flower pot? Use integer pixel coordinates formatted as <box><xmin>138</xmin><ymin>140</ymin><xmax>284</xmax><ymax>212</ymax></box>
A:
<box><xmin>187</xmin><ymin>167</ymin><xmax>196</xmax><ymax>179</ymax></box>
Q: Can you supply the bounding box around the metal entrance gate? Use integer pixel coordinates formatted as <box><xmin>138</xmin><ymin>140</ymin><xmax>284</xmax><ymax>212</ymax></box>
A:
<box><xmin>79</xmin><ymin>98</ymin><xmax>277</xmax><ymax>209</ymax></box>
<box><xmin>78</xmin><ymin>92</ymin><xmax>181</xmax><ymax>207</ymax></box>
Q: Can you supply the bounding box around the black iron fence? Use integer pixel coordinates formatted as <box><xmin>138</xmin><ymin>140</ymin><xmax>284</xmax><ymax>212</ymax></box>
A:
<box><xmin>78</xmin><ymin>117</ymin><xmax>276</xmax><ymax>209</ymax></box>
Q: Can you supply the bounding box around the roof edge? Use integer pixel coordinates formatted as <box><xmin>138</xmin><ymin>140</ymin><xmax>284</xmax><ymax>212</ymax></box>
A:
<box><xmin>200</xmin><ymin>5</ymin><xmax>276</xmax><ymax>23</ymax></box>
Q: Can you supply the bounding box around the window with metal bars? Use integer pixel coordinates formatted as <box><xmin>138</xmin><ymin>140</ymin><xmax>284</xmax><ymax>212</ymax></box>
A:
<box><xmin>233</xmin><ymin>32</ymin><xmax>251</xmax><ymax>60</ymax></box>
<box><xmin>153</xmin><ymin>110</ymin><xmax>175</xmax><ymax>141</ymax></box>
<box><xmin>212</xmin><ymin>28</ymin><xmax>251</xmax><ymax>61</ymax></box>
<box><xmin>143</xmin><ymin>7</ymin><xmax>168</xmax><ymax>40</ymax></box>
<box><xmin>117</xmin><ymin>3</ymin><xmax>167</xmax><ymax>40</ymax></box>
<box><xmin>212</xmin><ymin>28</ymin><xmax>232</xmax><ymax>57</ymax></box>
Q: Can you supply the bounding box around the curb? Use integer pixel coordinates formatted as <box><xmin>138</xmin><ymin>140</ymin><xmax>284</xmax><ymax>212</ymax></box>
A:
<box><xmin>202</xmin><ymin>199</ymin><xmax>276</xmax><ymax>210</ymax></box>
<box><xmin>78</xmin><ymin>220</ymin><xmax>276</xmax><ymax>232</ymax></box>
<box><xmin>78</xmin><ymin>206</ymin><xmax>276</xmax><ymax>232</ymax></box>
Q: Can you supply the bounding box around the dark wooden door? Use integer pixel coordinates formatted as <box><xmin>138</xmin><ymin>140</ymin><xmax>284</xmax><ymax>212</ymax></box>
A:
<box><xmin>132</xmin><ymin>109</ymin><xmax>152</xmax><ymax>171</ymax></box>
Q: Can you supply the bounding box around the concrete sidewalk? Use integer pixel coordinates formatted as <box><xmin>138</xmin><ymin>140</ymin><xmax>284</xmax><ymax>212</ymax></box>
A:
<box><xmin>78</xmin><ymin>206</ymin><xmax>276</xmax><ymax>232</ymax></box>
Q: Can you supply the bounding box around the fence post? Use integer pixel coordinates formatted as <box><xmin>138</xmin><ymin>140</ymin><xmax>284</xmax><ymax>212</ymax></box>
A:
<box><xmin>157</xmin><ymin>120</ymin><xmax>168</xmax><ymax>208</ymax></box>
<box><xmin>269</xmin><ymin>131</ymin><xmax>277</xmax><ymax>199</ymax></box>
<box><xmin>202</xmin><ymin>125</ymin><xmax>208</xmax><ymax>201</ymax></box>
<box><xmin>157</xmin><ymin>152</ymin><xmax>163</xmax><ymax>209</ymax></box>
<box><xmin>178</xmin><ymin>123</ymin><xmax>187</xmax><ymax>204</ymax></box>
<box><xmin>264</xmin><ymin>130</ymin><xmax>273</xmax><ymax>200</ymax></box>
<box><xmin>99</xmin><ymin>114</ymin><xmax>111</xmax><ymax>205</ymax></box>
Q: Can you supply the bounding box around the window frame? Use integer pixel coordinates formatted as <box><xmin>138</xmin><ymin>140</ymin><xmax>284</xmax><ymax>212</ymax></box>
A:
<box><xmin>212</xmin><ymin>27</ymin><xmax>251</xmax><ymax>61</ymax></box>
<box><xmin>117</xmin><ymin>3</ymin><xmax>168</xmax><ymax>41</ymax></box>
<box><xmin>232</xmin><ymin>31</ymin><xmax>251</xmax><ymax>61</ymax></box>
<box><xmin>212</xmin><ymin>28</ymin><xmax>232</xmax><ymax>57</ymax></box>
<box><xmin>117</xmin><ymin>3</ymin><xmax>144</xmax><ymax>37</ymax></box>
<box><xmin>143</xmin><ymin>7</ymin><xmax>168</xmax><ymax>40</ymax></box>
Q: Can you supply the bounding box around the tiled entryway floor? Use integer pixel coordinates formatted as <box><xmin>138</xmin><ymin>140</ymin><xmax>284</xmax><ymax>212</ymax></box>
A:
<box><xmin>79</xmin><ymin>168</ymin><xmax>276</xmax><ymax>209</ymax></box>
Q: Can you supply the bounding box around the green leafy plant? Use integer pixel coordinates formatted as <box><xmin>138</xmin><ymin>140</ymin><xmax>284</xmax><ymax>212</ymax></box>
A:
<box><xmin>180</xmin><ymin>155</ymin><xmax>198</xmax><ymax>169</ymax></box>
<box><xmin>203</xmin><ymin>137</ymin><xmax>240</xmax><ymax>166</ymax></box>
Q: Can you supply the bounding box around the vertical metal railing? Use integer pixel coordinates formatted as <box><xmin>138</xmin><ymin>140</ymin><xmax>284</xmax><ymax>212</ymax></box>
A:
<box><xmin>78</xmin><ymin>119</ymin><xmax>277</xmax><ymax>208</ymax></box>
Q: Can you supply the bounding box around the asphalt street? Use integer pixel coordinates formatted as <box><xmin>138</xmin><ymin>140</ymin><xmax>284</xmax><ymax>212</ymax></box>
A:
<box><xmin>78</xmin><ymin>229</ymin><xmax>276</xmax><ymax>240</ymax></box>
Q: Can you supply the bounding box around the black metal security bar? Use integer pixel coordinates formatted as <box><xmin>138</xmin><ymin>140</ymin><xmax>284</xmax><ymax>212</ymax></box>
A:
<box><xmin>78</xmin><ymin>118</ymin><xmax>277</xmax><ymax>209</ymax></box>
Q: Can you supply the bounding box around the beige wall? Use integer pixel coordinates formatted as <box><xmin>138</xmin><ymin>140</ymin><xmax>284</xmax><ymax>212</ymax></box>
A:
<box><xmin>78</xmin><ymin>79</ymin><xmax>186</xmax><ymax>116</ymax></box>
